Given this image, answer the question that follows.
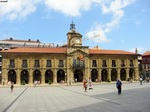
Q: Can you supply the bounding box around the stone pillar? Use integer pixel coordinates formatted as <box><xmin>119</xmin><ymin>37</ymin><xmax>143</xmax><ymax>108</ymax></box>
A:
<box><xmin>108</xmin><ymin>68</ymin><xmax>111</xmax><ymax>81</ymax></box>
<box><xmin>29</xmin><ymin>69</ymin><xmax>33</xmax><ymax>84</ymax></box>
<box><xmin>134</xmin><ymin>67</ymin><xmax>139</xmax><ymax>81</ymax></box>
<box><xmin>53</xmin><ymin>69</ymin><xmax>57</xmax><ymax>84</ymax></box>
<box><xmin>98</xmin><ymin>69</ymin><xmax>101</xmax><ymax>81</ymax></box>
<box><xmin>126</xmin><ymin>68</ymin><xmax>129</xmax><ymax>80</ymax></box>
<box><xmin>117</xmin><ymin>68</ymin><xmax>120</xmax><ymax>80</ymax></box>
<box><xmin>41</xmin><ymin>69</ymin><xmax>45</xmax><ymax>84</ymax></box>
<box><xmin>2</xmin><ymin>69</ymin><xmax>7</xmax><ymax>85</ymax></box>
<box><xmin>16</xmin><ymin>69</ymin><xmax>20</xmax><ymax>85</ymax></box>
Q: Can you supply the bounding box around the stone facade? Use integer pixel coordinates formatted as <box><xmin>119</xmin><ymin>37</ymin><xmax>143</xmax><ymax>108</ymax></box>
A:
<box><xmin>0</xmin><ymin>22</ymin><xmax>140</xmax><ymax>85</ymax></box>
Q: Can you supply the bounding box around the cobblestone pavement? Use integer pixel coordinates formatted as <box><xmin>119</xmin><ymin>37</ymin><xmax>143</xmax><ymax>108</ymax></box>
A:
<box><xmin>0</xmin><ymin>82</ymin><xmax>150</xmax><ymax>112</ymax></box>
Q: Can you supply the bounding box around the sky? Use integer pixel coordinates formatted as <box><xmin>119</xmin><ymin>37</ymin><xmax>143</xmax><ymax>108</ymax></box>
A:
<box><xmin>0</xmin><ymin>0</ymin><xmax>150</xmax><ymax>54</ymax></box>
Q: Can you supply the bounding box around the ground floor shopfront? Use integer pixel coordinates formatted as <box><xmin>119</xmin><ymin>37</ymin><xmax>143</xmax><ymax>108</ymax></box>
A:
<box><xmin>2</xmin><ymin>67</ymin><xmax>138</xmax><ymax>85</ymax></box>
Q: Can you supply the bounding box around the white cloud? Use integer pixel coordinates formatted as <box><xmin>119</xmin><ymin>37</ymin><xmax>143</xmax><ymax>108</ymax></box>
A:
<box><xmin>0</xmin><ymin>0</ymin><xmax>41</xmax><ymax>21</ymax></box>
<box><xmin>86</xmin><ymin>0</ymin><xmax>136</xmax><ymax>43</ymax></box>
<box><xmin>44</xmin><ymin>0</ymin><xmax>92</xmax><ymax>16</ymax></box>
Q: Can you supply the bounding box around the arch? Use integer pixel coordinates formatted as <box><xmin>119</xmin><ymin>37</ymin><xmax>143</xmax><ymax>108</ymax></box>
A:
<box><xmin>111</xmin><ymin>69</ymin><xmax>117</xmax><ymax>81</ymax></box>
<box><xmin>129</xmin><ymin>68</ymin><xmax>134</xmax><ymax>80</ymax></box>
<box><xmin>74</xmin><ymin>69</ymin><xmax>83</xmax><ymax>82</ymax></box>
<box><xmin>91</xmin><ymin>69</ymin><xmax>98</xmax><ymax>82</ymax></box>
<box><xmin>101</xmin><ymin>69</ymin><xmax>108</xmax><ymax>81</ymax></box>
<box><xmin>45</xmin><ymin>70</ymin><xmax>53</xmax><ymax>83</ymax></box>
<box><xmin>8</xmin><ymin>70</ymin><xmax>16</xmax><ymax>84</ymax></box>
<box><xmin>57</xmin><ymin>69</ymin><xmax>65</xmax><ymax>83</ymax></box>
<box><xmin>33</xmin><ymin>69</ymin><xmax>41</xmax><ymax>83</ymax></box>
<box><xmin>120</xmin><ymin>68</ymin><xmax>126</xmax><ymax>81</ymax></box>
<box><xmin>21</xmin><ymin>70</ymin><xmax>29</xmax><ymax>84</ymax></box>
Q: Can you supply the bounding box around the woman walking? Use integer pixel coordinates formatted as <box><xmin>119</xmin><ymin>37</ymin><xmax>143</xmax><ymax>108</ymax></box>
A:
<box><xmin>10</xmin><ymin>82</ymin><xmax>14</xmax><ymax>92</ymax></box>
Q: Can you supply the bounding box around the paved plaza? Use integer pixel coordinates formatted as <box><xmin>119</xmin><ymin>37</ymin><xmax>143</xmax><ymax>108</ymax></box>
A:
<box><xmin>0</xmin><ymin>82</ymin><xmax>150</xmax><ymax>112</ymax></box>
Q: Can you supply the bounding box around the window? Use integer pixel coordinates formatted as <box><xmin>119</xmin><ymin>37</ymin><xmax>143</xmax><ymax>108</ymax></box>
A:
<box><xmin>9</xmin><ymin>59</ymin><xmax>15</xmax><ymax>68</ymax></box>
<box><xmin>102</xmin><ymin>60</ymin><xmax>107</xmax><ymax>67</ymax></box>
<box><xmin>22</xmin><ymin>60</ymin><xmax>27</xmax><ymax>68</ymax></box>
<box><xmin>112</xmin><ymin>60</ymin><xmax>116</xmax><ymax>67</ymax></box>
<box><xmin>130</xmin><ymin>60</ymin><xmax>134</xmax><ymax>67</ymax></box>
<box><xmin>92</xmin><ymin>60</ymin><xmax>97</xmax><ymax>67</ymax></box>
<box><xmin>121</xmin><ymin>60</ymin><xmax>125</xmax><ymax>67</ymax></box>
<box><xmin>58</xmin><ymin>60</ymin><xmax>64</xmax><ymax>67</ymax></box>
<box><xmin>34</xmin><ymin>60</ymin><xmax>40</xmax><ymax>67</ymax></box>
<box><xmin>46</xmin><ymin>60</ymin><xmax>52</xmax><ymax>67</ymax></box>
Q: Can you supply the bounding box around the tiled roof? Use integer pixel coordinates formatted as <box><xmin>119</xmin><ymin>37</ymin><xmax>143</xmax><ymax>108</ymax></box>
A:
<box><xmin>1</xmin><ymin>47</ymin><xmax>67</xmax><ymax>54</ymax></box>
<box><xmin>89</xmin><ymin>49</ymin><xmax>137</xmax><ymax>55</ymax></box>
<box><xmin>143</xmin><ymin>51</ymin><xmax>150</xmax><ymax>56</ymax></box>
<box><xmin>1</xmin><ymin>47</ymin><xmax>139</xmax><ymax>55</ymax></box>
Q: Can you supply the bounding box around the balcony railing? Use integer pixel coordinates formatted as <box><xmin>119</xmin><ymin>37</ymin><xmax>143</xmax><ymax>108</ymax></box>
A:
<box><xmin>73</xmin><ymin>60</ymin><xmax>85</xmax><ymax>69</ymax></box>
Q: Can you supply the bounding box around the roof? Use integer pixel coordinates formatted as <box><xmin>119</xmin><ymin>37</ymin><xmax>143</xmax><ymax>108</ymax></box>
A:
<box><xmin>1</xmin><ymin>47</ymin><xmax>67</xmax><ymax>54</ymax></box>
<box><xmin>0</xmin><ymin>47</ymin><xmax>139</xmax><ymax>55</ymax></box>
<box><xmin>143</xmin><ymin>51</ymin><xmax>150</xmax><ymax>56</ymax></box>
<box><xmin>89</xmin><ymin>49</ymin><xmax>138</xmax><ymax>55</ymax></box>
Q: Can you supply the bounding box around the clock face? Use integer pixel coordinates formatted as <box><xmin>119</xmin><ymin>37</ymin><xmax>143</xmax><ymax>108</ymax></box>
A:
<box><xmin>76</xmin><ymin>39</ymin><xmax>80</xmax><ymax>43</ymax></box>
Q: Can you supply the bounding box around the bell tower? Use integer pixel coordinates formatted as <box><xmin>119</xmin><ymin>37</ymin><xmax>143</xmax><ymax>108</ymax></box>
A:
<box><xmin>67</xmin><ymin>21</ymin><xmax>82</xmax><ymax>47</ymax></box>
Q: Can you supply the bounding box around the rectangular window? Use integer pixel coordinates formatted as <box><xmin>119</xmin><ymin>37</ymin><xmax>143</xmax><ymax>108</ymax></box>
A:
<box><xmin>35</xmin><ymin>60</ymin><xmax>40</xmax><ymax>67</ymax></box>
<box><xmin>46</xmin><ymin>60</ymin><xmax>52</xmax><ymax>67</ymax></box>
<box><xmin>102</xmin><ymin>60</ymin><xmax>107</xmax><ymax>67</ymax></box>
<box><xmin>130</xmin><ymin>60</ymin><xmax>134</xmax><ymax>67</ymax></box>
<box><xmin>10</xmin><ymin>59</ymin><xmax>15</xmax><ymax>68</ymax></box>
<box><xmin>22</xmin><ymin>59</ymin><xmax>27</xmax><ymax>68</ymax></box>
<box><xmin>58</xmin><ymin>60</ymin><xmax>64</xmax><ymax>67</ymax></box>
<box><xmin>92</xmin><ymin>60</ymin><xmax>97</xmax><ymax>67</ymax></box>
<box><xmin>112</xmin><ymin>60</ymin><xmax>116</xmax><ymax>67</ymax></box>
<box><xmin>121</xmin><ymin>60</ymin><xmax>125</xmax><ymax>67</ymax></box>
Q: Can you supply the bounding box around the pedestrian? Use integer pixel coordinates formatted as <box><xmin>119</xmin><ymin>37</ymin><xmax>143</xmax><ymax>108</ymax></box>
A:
<box><xmin>10</xmin><ymin>82</ymin><xmax>14</xmax><ymax>92</ymax></box>
<box><xmin>147</xmin><ymin>77</ymin><xmax>149</xmax><ymax>83</ymax></box>
<box><xmin>116</xmin><ymin>79</ymin><xmax>122</xmax><ymax>95</ymax></box>
<box><xmin>83</xmin><ymin>79</ymin><xmax>88</xmax><ymax>92</ymax></box>
<box><xmin>88</xmin><ymin>78</ymin><xmax>93</xmax><ymax>90</ymax></box>
<box><xmin>140</xmin><ymin>77</ymin><xmax>143</xmax><ymax>85</ymax></box>
<box><xmin>34</xmin><ymin>80</ymin><xmax>37</xmax><ymax>87</ymax></box>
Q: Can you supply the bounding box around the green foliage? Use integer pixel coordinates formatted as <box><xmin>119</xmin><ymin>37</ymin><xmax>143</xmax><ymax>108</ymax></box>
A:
<box><xmin>21</xmin><ymin>80</ymin><xmax>26</xmax><ymax>85</ymax></box>
<box><xmin>48</xmin><ymin>80</ymin><xmax>52</xmax><ymax>84</ymax></box>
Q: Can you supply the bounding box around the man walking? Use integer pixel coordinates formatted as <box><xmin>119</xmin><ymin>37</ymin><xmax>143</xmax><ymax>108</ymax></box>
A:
<box><xmin>116</xmin><ymin>79</ymin><xmax>122</xmax><ymax>95</ymax></box>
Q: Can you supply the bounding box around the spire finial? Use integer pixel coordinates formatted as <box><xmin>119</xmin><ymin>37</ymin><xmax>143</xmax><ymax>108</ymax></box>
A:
<box><xmin>70</xmin><ymin>21</ymin><xmax>75</xmax><ymax>30</ymax></box>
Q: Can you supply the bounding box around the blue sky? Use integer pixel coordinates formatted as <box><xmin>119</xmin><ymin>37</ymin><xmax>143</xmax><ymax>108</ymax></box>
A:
<box><xmin>0</xmin><ymin>0</ymin><xmax>150</xmax><ymax>54</ymax></box>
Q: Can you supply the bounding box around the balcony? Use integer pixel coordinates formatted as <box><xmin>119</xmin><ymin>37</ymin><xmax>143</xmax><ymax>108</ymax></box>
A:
<box><xmin>73</xmin><ymin>60</ymin><xmax>85</xmax><ymax>70</ymax></box>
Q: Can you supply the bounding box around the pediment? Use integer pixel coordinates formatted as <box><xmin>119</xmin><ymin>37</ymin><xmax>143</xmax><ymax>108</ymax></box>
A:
<box><xmin>67</xmin><ymin>48</ymin><xmax>89</xmax><ymax>58</ymax></box>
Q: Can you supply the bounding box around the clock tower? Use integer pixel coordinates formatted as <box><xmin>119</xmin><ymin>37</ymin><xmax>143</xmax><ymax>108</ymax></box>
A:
<box><xmin>67</xmin><ymin>21</ymin><xmax>82</xmax><ymax>47</ymax></box>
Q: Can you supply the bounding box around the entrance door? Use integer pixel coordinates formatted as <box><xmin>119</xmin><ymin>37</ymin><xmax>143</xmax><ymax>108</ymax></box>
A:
<box><xmin>45</xmin><ymin>70</ymin><xmax>53</xmax><ymax>83</ymax></box>
<box><xmin>91</xmin><ymin>69</ymin><xmax>98</xmax><ymax>82</ymax></box>
<box><xmin>101</xmin><ymin>69</ymin><xmax>108</xmax><ymax>81</ymax></box>
<box><xmin>33</xmin><ymin>70</ymin><xmax>41</xmax><ymax>82</ymax></box>
<box><xmin>74</xmin><ymin>69</ymin><xmax>83</xmax><ymax>82</ymax></box>
<box><xmin>57</xmin><ymin>69</ymin><xmax>65</xmax><ymax>83</ymax></box>
<box><xmin>21</xmin><ymin>70</ymin><xmax>29</xmax><ymax>84</ymax></box>
<box><xmin>8</xmin><ymin>70</ymin><xmax>16</xmax><ymax>84</ymax></box>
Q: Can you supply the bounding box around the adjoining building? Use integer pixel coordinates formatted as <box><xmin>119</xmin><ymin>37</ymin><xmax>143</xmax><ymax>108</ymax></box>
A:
<box><xmin>141</xmin><ymin>51</ymin><xmax>150</xmax><ymax>79</ymax></box>
<box><xmin>0</xmin><ymin>22</ymin><xmax>140</xmax><ymax>85</ymax></box>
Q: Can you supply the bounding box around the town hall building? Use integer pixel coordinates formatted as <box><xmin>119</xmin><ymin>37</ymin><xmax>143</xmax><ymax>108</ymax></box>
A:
<box><xmin>0</xmin><ymin>22</ymin><xmax>140</xmax><ymax>85</ymax></box>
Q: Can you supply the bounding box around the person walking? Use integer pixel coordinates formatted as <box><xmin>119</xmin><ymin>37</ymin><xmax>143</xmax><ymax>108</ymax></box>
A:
<box><xmin>140</xmin><ymin>77</ymin><xmax>143</xmax><ymax>85</ymax></box>
<box><xmin>83</xmin><ymin>79</ymin><xmax>88</xmax><ymax>92</ymax></box>
<box><xmin>88</xmin><ymin>78</ymin><xmax>93</xmax><ymax>90</ymax></box>
<box><xmin>10</xmin><ymin>82</ymin><xmax>14</xmax><ymax>92</ymax></box>
<box><xmin>116</xmin><ymin>79</ymin><xmax>122</xmax><ymax>95</ymax></box>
